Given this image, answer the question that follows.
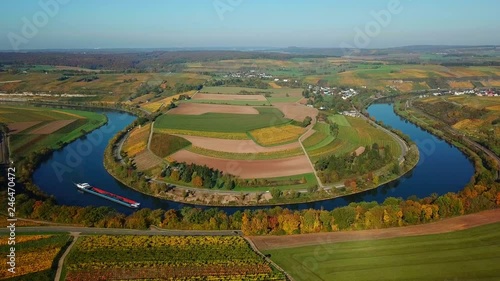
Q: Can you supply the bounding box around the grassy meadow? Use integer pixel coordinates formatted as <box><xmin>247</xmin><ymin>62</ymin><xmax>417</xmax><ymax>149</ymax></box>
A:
<box><xmin>305</xmin><ymin>115</ymin><xmax>400</xmax><ymax>162</ymax></box>
<box><xmin>265</xmin><ymin>222</ymin><xmax>500</xmax><ymax>281</ymax></box>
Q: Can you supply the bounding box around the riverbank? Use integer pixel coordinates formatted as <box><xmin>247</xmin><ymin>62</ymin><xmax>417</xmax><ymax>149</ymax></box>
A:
<box><xmin>393</xmin><ymin>99</ymin><xmax>494</xmax><ymax>184</ymax></box>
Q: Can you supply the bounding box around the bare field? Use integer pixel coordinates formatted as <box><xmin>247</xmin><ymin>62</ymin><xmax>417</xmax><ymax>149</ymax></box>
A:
<box><xmin>30</xmin><ymin>119</ymin><xmax>76</xmax><ymax>134</ymax></box>
<box><xmin>170</xmin><ymin>150</ymin><xmax>313</xmax><ymax>179</ymax></box>
<box><xmin>272</xmin><ymin>103</ymin><xmax>318</xmax><ymax>122</ymax></box>
<box><xmin>167</xmin><ymin>103</ymin><xmax>259</xmax><ymax>115</ymax></box>
<box><xmin>193</xmin><ymin>93</ymin><xmax>267</xmax><ymax>101</ymax></box>
<box><xmin>176</xmin><ymin>135</ymin><xmax>300</xmax><ymax>153</ymax></box>
<box><xmin>7</xmin><ymin>121</ymin><xmax>40</xmax><ymax>134</ymax></box>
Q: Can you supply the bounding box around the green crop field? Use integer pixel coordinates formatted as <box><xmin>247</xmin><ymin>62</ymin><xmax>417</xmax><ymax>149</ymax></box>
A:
<box><xmin>233</xmin><ymin>173</ymin><xmax>318</xmax><ymax>192</ymax></box>
<box><xmin>303</xmin><ymin>123</ymin><xmax>334</xmax><ymax>151</ymax></box>
<box><xmin>1</xmin><ymin>106</ymin><xmax>106</xmax><ymax>156</ymax></box>
<box><xmin>328</xmin><ymin>114</ymin><xmax>351</xmax><ymax>127</ymax></box>
<box><xmin>150</xmin><ymin>132</ymin><xmax>192</xmax><ymax>157</ymax></box>
<box><xmin>265</xmin><ymin>222</ymin><xmax>500</xmax><ymax>281</ymax></box>
<box><xmin>155</xmin><ymin>107</ymin><xmax>290</xmax><ymax>133</ymax></box>
<box><xmin>188</xmin><ymin>146</ymin><xmax>304</xmax><ymax>160</ymax></box>
<box><xmin>307</xmin><ymin>116</ymin><xmax>400</xmax><ymax>162</ymax></box>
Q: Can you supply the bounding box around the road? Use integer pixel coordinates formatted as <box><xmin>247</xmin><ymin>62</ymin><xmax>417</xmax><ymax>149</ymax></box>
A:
<box><xmin>114</xmin><ymin>130</ymin><xmax>131</xmax><ymax>164</ymax></box>
<box><xmin>0</xmin><ymin>225</ymin><xmax>240</xmax><ymax>236</ymax></box>
<box><xmin>54</xmin><ymin>232</ymin><xmax>79</xmax><ymax>281</ymax></box>
<box><xmin>297</xmin><ymin>117</ymin><xmax>324</xmax><ymax>188</ymax></box>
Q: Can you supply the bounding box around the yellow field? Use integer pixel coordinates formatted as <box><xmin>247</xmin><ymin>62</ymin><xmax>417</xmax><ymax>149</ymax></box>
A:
<box><xmin>448</xmin><ymin>81</ymin><xmax>474</xmax><ymax>89</ymax></box>
<box><xmin>452</xmin><ymin>119</ymin><xmax>482</xmax><ymax>130</ymax></box>
<box><xmin>339</xmin><ymin>72</ymin><xmax>368</xmax><ymax>86</ymax></box>
<box><xmin>486</xmin><ymin>105</ymin><xmax>500</xmax><ymax>111</ymax></box>
<box><xmin>393</xmin><ymin>82</ymin><xmax>414</xmax><ymax>92</ymax></box>
<box><xmin>448</xmin><ymin>96</ymin><xmax>500</xmax><ymax>109</ymax></box>
<box><xmin>268</xmin><ymin>82</ymin><xmax>282</xmax><ymax>89</ymax></box>
<box><xmin>481</xmin><ymin>80</ymin><xmax>500</xmax><ymax>87</ymax></box>
<box><xmin>250</xmin><ymin>125</ymin><xmax>305</xmax><ymax>146</ymax></box>
<box><xmin>141</xmin><ymin>90</ymin><xmax>197</xmax><ymax>112</ymax></box>
<box><xmin>155</xmin><ymin>128</ymin><xmax>249</xmax><ymax>140</ymax></box>
<box><xmin>123</xmin><ymin>123</ymin><xmax>151</xmax><ymax>156</ymax></box>
<box><xmin>0</xmin><ymin>235</ymin><xmax>52</xmax><ymax>246</ymax></box>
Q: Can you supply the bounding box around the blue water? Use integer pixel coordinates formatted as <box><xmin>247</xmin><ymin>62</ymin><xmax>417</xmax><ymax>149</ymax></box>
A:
<box><xmin>33</xmin><ymin>104</ymin><xmax>475</xmax><ymax>214</ymax></box>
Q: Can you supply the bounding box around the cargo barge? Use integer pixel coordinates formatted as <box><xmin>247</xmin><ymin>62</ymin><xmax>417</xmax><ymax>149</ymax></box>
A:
<box><xmin>75</xmin><ymin>183</ymin><xmax>140</xmax><ymax>208</ymax></box>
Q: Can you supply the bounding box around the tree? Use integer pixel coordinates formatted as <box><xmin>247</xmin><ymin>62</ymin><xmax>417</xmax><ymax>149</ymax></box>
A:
<box><xmin>302</xmin><ymin>116</ymin><xmax>312</xmax><ymax>127</ymax></box>
<box><xmin>192</xmin><ymin>176</ymin><xmax>203</xmax><ymax>187</ymax></box>
<box><xmin>170</xmin><ymin>170</ymin><xmax>180</xmax><ymax>181</ymax></box>
<box><xmin>270</xmin><ymin>188</ymin><xmax>282</xmax><ymax>199</ymax></box>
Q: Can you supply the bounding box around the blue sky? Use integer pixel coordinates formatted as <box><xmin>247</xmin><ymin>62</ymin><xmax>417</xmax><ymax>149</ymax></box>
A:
<box><xmin>1</xmin><ymin>0</ymin><xmax>499</xmax><ymax>50</ymax></box>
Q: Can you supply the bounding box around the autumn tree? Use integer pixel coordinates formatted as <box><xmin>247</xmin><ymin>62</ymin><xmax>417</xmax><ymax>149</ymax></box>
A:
<box><xmin>192</xmin><ymin>176</ymin><xmax>203</xmax><ymax>187</ymax></box>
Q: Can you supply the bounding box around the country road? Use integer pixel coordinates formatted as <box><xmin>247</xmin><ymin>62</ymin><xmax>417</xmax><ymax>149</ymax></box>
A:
<box><xmin>0</xmin><ymin>225</ymin><xmax>241</xmax><ymax>236</ymax></box>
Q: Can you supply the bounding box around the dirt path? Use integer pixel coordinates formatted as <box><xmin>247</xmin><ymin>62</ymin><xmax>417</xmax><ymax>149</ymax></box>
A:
<box><xmin>249</xmin><ymin>208</ymin><xmax>500</xmax><ymax>251</ymax></box>
<box><xmin>54</xmin><ymin>232</ymin><xmax>80</xmax><ymax>281</ymax></box>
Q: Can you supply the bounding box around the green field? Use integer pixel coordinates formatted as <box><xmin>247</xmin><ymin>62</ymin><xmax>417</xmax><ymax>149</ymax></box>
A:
<box><xmin>234</xmin><ymin>173</ymin><xmax>318</xmax><ymax>192</ymax></box>
<box><xmin>150</xmin><ymin>132</ymin><xmax>192</xmax><ymax>157</ymax></box>
<box><xmin>307</xmin><ymin>115</ymin><xmax>400</xmax><ymax>161</ymax></box>
<box><xmin>302</xmin><ymin>123</ymin><xmax>334</xmax><ymax>150</ymax></box>
<box><xmin>265</xmin><ymin>222</ymin><xmax>500</xmax><ymax>281</ymax></box>
<box><xmin>155</xmin><ymin>107</ymin><xmax>290</xmax><ymax>133</ymax></box>
<box><xmin>1</xmin><ymin>106</ymin><xmax>106</xmax><ymax>156</ymax></box>
<box><xmin>188</xmin><ymin>146</ymin><xmax>304</xmax><ymax>160</ymax></box>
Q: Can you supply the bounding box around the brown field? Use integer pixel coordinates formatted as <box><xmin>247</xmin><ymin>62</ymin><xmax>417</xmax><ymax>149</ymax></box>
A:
<box><xmin>170</xmin><ymin>150</ymin><xmax>313</xmax><ymax>178</ymax></box>
<box><xmin>249</xmin><ymin>208</ymin><xmax>500</xmax><ymax>251</ymax></box>
<box><xmin>193</xmin><ymin>93</ymin><xmax>267</xmax><ymax>101</ymax></box>
<box><xmin>30</xmin><ymin>119</ymin><xmax>76</xmax><ymax>134</ymax></box>
<box><xmin>448</xmin><ymin>81</ymin><xmax>474</xmax><ymax>88</ymax></box>
<box><xmin>176</xmin><ymin>135</ymin><xmax>300</xmax><ymax>153</ymax></box>
<box><xmin>7</xmin><ymin>121</ymin><xmax>40</xmax><ymax>134</ymax></box>
<box><xmin>272</xmin><ymin>103</ymin><xmax>318</xmax><ymax>122</ymax></box>
<box><xmin>133</xmin><ymin>149</ymin><xmax>163</xmax><ymax>171</ymax></box>
<box><xmin>167</xmin><ymin>103</ymin><xmax>259</xmax><ymax>115</ymax></box>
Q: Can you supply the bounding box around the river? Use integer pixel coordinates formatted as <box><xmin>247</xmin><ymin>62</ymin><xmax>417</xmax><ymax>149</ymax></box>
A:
<box><xmin>33</xmin><ymin>104</ymin><xmax>474</xmax><ymax>214</ymax></box>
